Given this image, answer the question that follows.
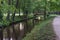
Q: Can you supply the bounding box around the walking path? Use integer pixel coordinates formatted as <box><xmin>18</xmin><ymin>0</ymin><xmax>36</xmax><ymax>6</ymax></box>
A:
<box><xmin>52</xmin><ymin>16</ymin><xmax>60</xmax><ymax>40</ymax></box>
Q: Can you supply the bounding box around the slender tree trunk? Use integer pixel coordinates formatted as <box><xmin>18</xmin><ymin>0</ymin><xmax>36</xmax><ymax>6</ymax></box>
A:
<box><xmin>12</xmin><ymin>0</ymin><xmax>13</xmax><ymax>5</ymax></box>
<box><xmin>44</xmin><ymin>10</ymin><xmax>46</xmax><ymax>20</ymax></box>
<box><xmin>12</xmin><ymin>0</ymin><xmax>19</xmax><ymax>21</ymax></box>
<box><xmin>6</xmin><ymin>0</ymin><xmax>11</xmax><ymax>40</ymax></box>
<box><xmin>33</xmin><ymin>12</ymin><xmax>35</xmax><ymax>28</ymax></box>
<box><xmin>12</xmin><ymin>11</ymin><xmax>18</xmax><ymax>40</ymax></box>
<box><xmin>0</xmin><ymin>10</ymin><xmax>3</xmax><ymax>21</ymax></box>
<box><xmin>23</xmin><ymin>10</ymin><xmax>28</xmax><ymax>33</ymax></box>
<box><xmin>6</xmin><ymin>0</ymin><xmax>11</xmax><ymax>20</ymax></box>
<box><xmin>12</xmin><ymin>0</ymin><xmax>19</xmax><ymax>40</ymax></box>
<box><xmin>6</xmin><ymin>11</ymin><xmax>10</xmax><ymax>20</ymax></box>
<box><xmin>18</xmin><ymin>0</ymin><xmax>21</xmax><ymax>17</ymax></box>
<box><xmin>19</xmin><ymin>9</ymin><xmax>20</xmax><ymax>17</ymax></box>
<box><xmin>44</xmin><ymin>0</ymin><xmax>47</xmax><ymax>20</ymax></box>
<box><xmin>44</xmin><ymin>2</ymin><xmax>46</xmax><ymax>20</ymax></box>
<box><xmin>12</xmin><ymin>11</ymin><xmax>16</xmax><ymax>21</ymax></box>
<box><xmin>0</xmin><ymin>2</ymin><xmax>3</xmax><ymax>40</ymax></box>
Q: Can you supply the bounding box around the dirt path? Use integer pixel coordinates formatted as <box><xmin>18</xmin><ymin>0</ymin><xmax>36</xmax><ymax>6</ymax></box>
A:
<box><xmin>52</xmin><ymin>16</ymin><xmax>60</xmax><ymax>40</ymax></box>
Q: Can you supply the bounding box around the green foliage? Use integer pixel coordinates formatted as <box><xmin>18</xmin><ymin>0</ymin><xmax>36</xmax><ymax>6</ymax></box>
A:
<box><xmin>0</xmin><ymin>0</ymin><xmax>60</xmax><ymax>25</ymax></box>
<box><xmin>0</xmin><ymin>11</ymin><xmax>3</xmax><ymax>20</ymax></box>
<box><xmin>0</xmin><ymin>20</ymin><xmax>10</xmax><ymax>26</ymax></box>
<box><xmin>0</xmin><ymin>7</ymin><xmax>3</xmax><ymax>20</ymax></box>
<box><xmin>1</xmin><ymin>0</ymin><xmax>16</xmax><ymax>13</ymax></box>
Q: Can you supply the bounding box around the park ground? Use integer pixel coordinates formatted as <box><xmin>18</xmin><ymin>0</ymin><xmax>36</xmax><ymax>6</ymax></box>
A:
<box><xmin>22</xmin><ymin>16</ymin><xmax>60</xmax><ymax>40</ymax></box>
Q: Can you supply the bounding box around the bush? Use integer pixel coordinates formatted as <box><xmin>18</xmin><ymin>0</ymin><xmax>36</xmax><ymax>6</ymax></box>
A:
<box><xmin>0</xmin><ymin>19</ymin><xmax>10</xmax><ymax>26</ymax></box>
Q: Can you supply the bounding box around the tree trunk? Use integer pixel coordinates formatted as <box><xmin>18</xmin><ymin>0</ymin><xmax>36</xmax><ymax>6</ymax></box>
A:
<box><xmin>44</xmin><ymin>10</ymin><xmax>46</xmax><ymax>20</ymax></box>
<box><xmin>0</xmin><ymin>10</ymin><xmax>3</xmax><ymax>21</ymax></box>
<box><xmin>6</xmin><ymin>0</ymin><xmax>11</xmax><ymax>20</ymax></box>
<box><xmin>44</xmin><ymin>0</ymin><xmax>47</xmax><ymax>20</ymax></box>
<box><xmin>23</xmin><ymin>10</ymin><xmax>28</xmax><ymax>33</ymax></box>
<box><xmin>6</xmin><ymin>0</ymin><xmax>11</xmax><ymax>39</ymax></box>
<box><xmin>12</xmin><ymin>0</ymin><xmax>19</xmax><ymax>21</ymax></box>
<box><xmin>12</xmin><ymin>0</ymin><xmax>19</xmax><ymax>40</ymax></box>
<box><xmin>12</xmin><ymin>11</ymin><xmax>16</xmax><ymax>21</ymax></box>
<box><xmin>6</xmin><ymin>11</ymin><xmax>10</xmax><ymax>20</ymax></box>
<box><xmin>19</xmin><ymin>9</ymin><xmax>20</xmax><ymax>17</ymax></box>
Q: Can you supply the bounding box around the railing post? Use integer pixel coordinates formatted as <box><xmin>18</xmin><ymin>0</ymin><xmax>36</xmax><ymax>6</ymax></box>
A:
<box><xmin>0</xmin><ymin>25</ymin><xmax>3</xmax><ymax>40</ymax></box>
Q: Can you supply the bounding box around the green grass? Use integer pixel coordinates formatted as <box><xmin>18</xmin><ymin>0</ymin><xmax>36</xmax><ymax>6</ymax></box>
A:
<box><xmin>22</xmin><ymin>17</ymin><xmax>56</xmax><ymax>40</ymax></box>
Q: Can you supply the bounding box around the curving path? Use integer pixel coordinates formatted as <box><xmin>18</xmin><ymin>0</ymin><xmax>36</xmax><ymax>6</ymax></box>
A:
<box><xmin>52</xmin><ymin>16</ymin><xmax>60</xmax><ymax>40</ymax></box>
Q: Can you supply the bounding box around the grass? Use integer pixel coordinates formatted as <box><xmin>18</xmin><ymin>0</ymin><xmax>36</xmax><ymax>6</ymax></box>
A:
<box><xmin>22</xmin><ymin>17</ymin><xmax>56</xmax><ymax>40</ymax></box>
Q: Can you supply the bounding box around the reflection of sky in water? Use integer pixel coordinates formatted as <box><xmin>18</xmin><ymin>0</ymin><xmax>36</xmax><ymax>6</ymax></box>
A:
<box><xmin>20</xmin><ymin>23</ymin><xmax>24</xmax><ymax>30</ymax></box>
<box><xmin>52</xmin><ymin>16</ymin><xmax>60</xmax><ymax>40</ymax></box>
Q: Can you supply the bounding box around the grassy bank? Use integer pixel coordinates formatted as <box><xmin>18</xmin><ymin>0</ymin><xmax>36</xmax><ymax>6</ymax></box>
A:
<box><xmin>22</xmin><ymin>17</ymin><xmax>56</xmax><ymax>40</ymax></box>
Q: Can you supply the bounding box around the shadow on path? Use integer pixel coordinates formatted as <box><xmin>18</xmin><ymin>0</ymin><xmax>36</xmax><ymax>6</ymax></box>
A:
<box><xmin>52</xmin><ymin>16</ymin><xmax>60</xmax><ymax>40</ymax></box>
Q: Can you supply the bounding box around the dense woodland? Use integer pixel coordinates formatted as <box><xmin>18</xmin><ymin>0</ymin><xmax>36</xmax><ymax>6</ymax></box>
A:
<box><xmin>0</xmin><ymin>0</ymin><xmax>60</xmax><ymax>40</ymax></box>
<box><xmin>0</xmin><ymin>0</ymin><xmax>60</xmax><ymax>21</ymax></box>
<box><xmin>0</xmin><ymin>0</ymin><xmax>60</xmax><ymax>23</ymax></box>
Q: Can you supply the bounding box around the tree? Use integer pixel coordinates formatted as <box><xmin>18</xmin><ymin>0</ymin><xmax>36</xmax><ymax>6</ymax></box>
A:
<box><xmin>0</xmin><ymin>1</ymin><xmax>3</xmax><ymax>21</ymax></box>
<box><xmin>0</xmin><ymin>9</ymin><xmax>3</xmax><ymax>21</ymax></box>
<box><xmin>6</xmin><ymin>0</ymin><xmax>11</xmax><ymax>20</ymax></box>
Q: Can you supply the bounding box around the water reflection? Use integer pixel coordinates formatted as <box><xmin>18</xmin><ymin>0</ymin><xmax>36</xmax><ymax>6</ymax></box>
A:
<box><xmin>20</xmin><ymin>23</ymin><xmax>24</xmax><ymax>31</ymax></box>
<box><xmin>3</xmin><ymin>22</ymin><xmax>24</xmax><ymax>40</ymax></box>
<box><xmin>3</xmin><ymin>38</ymin><xmax>13</xmax><ymax>40</ymax></box>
